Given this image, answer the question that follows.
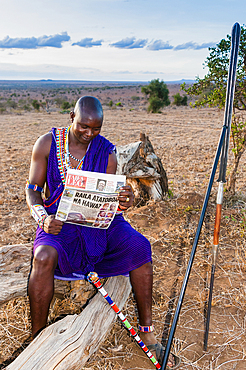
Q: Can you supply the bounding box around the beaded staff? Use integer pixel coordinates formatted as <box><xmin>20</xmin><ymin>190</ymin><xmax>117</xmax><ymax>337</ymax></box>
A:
<box><xmin>87</xmin><ymin>272</ymin><xmax>161</xmax><ymax>369</ymax></box>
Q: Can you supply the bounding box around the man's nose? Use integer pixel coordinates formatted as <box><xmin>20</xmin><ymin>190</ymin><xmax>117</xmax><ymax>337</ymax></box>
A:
<box><xmin>86</xmin><ymin>128</ymin><xmax>93</xmax><ymax>136</ymax></box>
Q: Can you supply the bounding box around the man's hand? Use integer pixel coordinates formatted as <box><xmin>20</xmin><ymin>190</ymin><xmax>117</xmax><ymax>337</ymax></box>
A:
<box><xmin>118</xmin><ymin>185</ymin><xmax>134</xmax><ymax>210</ymax></box>
<box><xmin>43</xmin><ymin>215</ymin><xmax>64</xmax><ymax>235</ymax></box>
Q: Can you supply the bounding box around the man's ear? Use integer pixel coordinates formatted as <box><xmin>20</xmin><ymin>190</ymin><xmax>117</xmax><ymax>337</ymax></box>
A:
<box><xmin>70</xmin><ymin>110</ymin><xmax>75</xmax><ymax>122</ymax></box>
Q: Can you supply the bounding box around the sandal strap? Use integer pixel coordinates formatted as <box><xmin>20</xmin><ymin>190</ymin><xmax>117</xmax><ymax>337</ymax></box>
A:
<box><xmin>138</xmin><ymin>324</ymin><xmax>154</xmax><ymax>332</ymax></box>
<box><xmin>147</xmin><ymin>342</ymin><xmax>181</xmax><ymax>369</ymax></box>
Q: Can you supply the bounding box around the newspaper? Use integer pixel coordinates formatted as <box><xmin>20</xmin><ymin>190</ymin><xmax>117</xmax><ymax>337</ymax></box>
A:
<box><xmin>55</xmin><ymin>169</ymin><xmax>126</xmax><ymax>229</ymax></box>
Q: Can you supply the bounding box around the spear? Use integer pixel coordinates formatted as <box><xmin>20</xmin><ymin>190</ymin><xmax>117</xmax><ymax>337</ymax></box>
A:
<box><xmin>203</xmin><ymin>22</ymin><xmax>241</xmax><ymax>351</ymax></box>
<box><xmin>161</xmin><ymin>22</ymin><xmax>241</xmax><ymax>369</ymax></box>
<box><xmin>87</xmin><ymin>272</ymin><xmax>161</xmax><ymax>369</ymax></box>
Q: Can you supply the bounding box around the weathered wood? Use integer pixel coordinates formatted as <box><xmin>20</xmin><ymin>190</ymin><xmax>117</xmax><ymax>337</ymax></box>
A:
<box><xmin>0</xmin><ymin>244</ymin><xmax>96</xmax><ymax>306</ymax></box>
<box><xmin>6</xmin><ymin>275</ymin><xmax>131</xmax><ymax>370</ymax></box>
<box><xmin>0</xmin><ymin>244</ymin><xmax>32</xmax><ymax>304</ymax></box>
<box><xmin>116</xmin><ymin>133</ymin><xmax>168</xmax><ymax>206</ymax></box>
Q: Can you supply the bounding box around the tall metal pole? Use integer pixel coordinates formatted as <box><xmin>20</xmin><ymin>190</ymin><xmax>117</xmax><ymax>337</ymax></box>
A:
<box><xmin>203</xmin><ymin>22</ymin><xmax>241</xmax><ymax>351</ymax></box>
<box><xmin>162</xmin><ymin>22</ymin><xmax>241</xmax><ymax>369</ymax></box>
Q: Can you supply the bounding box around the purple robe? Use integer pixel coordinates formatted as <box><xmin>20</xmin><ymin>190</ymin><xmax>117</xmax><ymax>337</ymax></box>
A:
<box><xmin>33</xmin><ymin>128</ymin><xmax>152</xmax><ymax>279</ymax></box>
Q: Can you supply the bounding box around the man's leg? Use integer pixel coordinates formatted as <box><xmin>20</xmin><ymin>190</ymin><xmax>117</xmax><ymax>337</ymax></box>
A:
<box><xmin>28</xmin><ymin>245</ymin><xmax>58</xmax><ymax>339</ymax></box>
<box><xmin>130</xmin><ymin>262</ymin><xmax>175</xmax><ymax>367</ymax></box>
<box><xmin>130</xmin><ymin>262</ymin><xmax>157</xmax><ymax>345</ymax></box>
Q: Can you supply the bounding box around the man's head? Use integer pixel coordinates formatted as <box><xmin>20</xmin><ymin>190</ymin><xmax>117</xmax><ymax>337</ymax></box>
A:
<box><xmin>70</xmin><ymin>96</ymin><xmax>103</xmax><ymax>145</ymax></box>
<box><xmin>97</xmin><ymin>179</ymin><xmax>106</xmax><ymax>191</ymax></box>
<box><xmin>74</xmin><ymin>96</ymin><xmax>103</xmax><ymax>122</ymax></box>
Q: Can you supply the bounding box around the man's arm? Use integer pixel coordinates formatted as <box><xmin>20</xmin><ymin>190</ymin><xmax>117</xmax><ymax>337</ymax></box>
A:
<box><xmin>106</xmin><ymin>151</ymin><xmax>134</xmax><ymax>210</ymax></box>
<box><xmin>26</xmin><ymin>132</ymin><xmax>63</xmax><ymax>235</ymax></box>
<box><xmin>26</xmin><ymin>132</ymin><xmax>51</xmax><ymax>209</ymax></box>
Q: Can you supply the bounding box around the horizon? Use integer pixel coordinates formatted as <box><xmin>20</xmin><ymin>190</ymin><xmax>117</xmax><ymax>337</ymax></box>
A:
<box><xmin>0</xmin><ymin>78</ymin><xmax>195</xmax><ymax>84</ymax></box>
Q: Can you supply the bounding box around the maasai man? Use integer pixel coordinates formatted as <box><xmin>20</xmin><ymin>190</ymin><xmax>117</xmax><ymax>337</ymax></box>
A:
<box><xmin>26</xmin><ymin>96</ymin><xmax>180</xmax><ymax>368</ymax></box>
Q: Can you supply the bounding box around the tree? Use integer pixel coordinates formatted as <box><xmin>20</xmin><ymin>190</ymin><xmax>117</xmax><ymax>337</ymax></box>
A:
<box><xmin>181</xmin><ymin>25</ymin><xmax>246</xmax><ymax>193</ymax></box>
<box><xmin>61</xmin><ymin>101</ymin><xmax>71</xmax><ymax>110</ymax></box>
<box><xmin>32</xmin><ymin>99</ymin><xmax>40</xmax><ymax>111</ymax></box>
<box><xmin>141</xmin><ymin>79</ymin><xmax>170</xmax><ymax>113</ymax></box>
<box><xmin>173</xmin><ymin>93</ymin><xmax>187</xmax><ymax>106</ymax></box>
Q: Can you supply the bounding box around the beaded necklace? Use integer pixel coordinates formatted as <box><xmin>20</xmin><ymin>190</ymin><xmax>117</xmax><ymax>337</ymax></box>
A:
<box><xmin>56</xmin><ymin>126</ymin><xmax>89</xmax><ymax>185</ymax></box>
<box><xmin>64</xmin><ymin>126</ymin><xmax>85</xmax><ymax>171</ymax></box>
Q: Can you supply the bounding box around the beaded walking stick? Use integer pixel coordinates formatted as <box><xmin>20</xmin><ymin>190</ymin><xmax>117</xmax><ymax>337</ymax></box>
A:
<box><xmin>87</xmin><ymin>272</ymin><xmax>161</xmax><ymax>369</ymax></box>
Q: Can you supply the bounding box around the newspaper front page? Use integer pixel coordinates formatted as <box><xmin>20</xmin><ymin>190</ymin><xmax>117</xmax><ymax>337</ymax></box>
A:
<box><xmin>55</xmin><ymin>169</ymin><xmax>126</xmax><ymax>229</ymax></box>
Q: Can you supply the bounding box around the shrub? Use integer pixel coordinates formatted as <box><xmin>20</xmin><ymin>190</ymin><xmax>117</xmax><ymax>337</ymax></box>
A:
<box><xmin>109</xmin><ymin>100</ymin><xmax>113</xmax><ymax>107</ymax></box>
<box><xmin>141</xmin><ymin>79</ymin><xmax>170</xmax><ymax>113</ymax></box>
<box><xmin>147</xmin><ymin>96</ymin><xmax>164</xmax><ymax>113</ymax></box>
<box><xmin>6</xmin><ymin>99</ymin><xmax>17</xmax><ymax>109</ymax></box>
<box><xmin>173</xmin><ymin>93</ymin><xmax>188</xmax><ymax>106</ymax></box>
<box><xmin>32</xmin><ymin>100</ymin><xmax>40</xmax><ymax>111</ymax></box>
<box><xmin>61</xmin><ymin>101</ymin><xmax>71</xmax><ymax>110</ymax></box>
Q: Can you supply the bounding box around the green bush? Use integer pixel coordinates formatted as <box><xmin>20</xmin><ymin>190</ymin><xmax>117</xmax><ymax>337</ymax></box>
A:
<box><xmin>173</xmin><ymin>93</ymin><xmax>187</xmax><ymax>106</ymax></box>
<box><xmin>61</xmin><ymin>101</ymin><xmax>71</xmax><ymax>110</ymax></box>
<box><xmin>23</xmin><ymin>104</ymin><xmax>31</xmax><ymax>111</ymax></box>
<box><xmin>147</xmin><ymin>96</ymin><xmax>164</xmax><ymax>113</ymax></box>
<box><xmin>6</xmin><ymin>99</ymin><xmax>17</xmax><ymax>109</ymax></box>
<box><xmin>32</xmin><ymin>100</ymin><xmax>40</xmax><ymax>111</ymax></box>
<box><xmin>141</xmin><ymin>79</ymin><xmax>170</xmax><ymax>113</ymax></box>
<box><xmin>60</xmin><ymin>109</ymin><xmax>70</xmax><ymax>114</ymax></box>
<box><xmin>131</xmin><ymin>96</ymin><xmax>140</xmax><ymax>101</ymax></box>
<box><xmin>116</xmin><ymin>102</ymin><xmax>123</xmax><ymax>107</ymax></box>
<box><xmin>108</xmin><ymin>100</ymin><xmax>113</xmax><ymax>107</ymax></box>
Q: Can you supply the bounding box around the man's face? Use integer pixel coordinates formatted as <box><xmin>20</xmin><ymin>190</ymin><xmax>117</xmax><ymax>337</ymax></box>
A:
<box><xmin>72</xmin><ymin>109</ymin><xmax>102</xmax><ymax>145</ymax></box>
<box><xmin>98</xmin><ymin>180</ymin><xmax>106</xmax><ymax>191</ymax></box>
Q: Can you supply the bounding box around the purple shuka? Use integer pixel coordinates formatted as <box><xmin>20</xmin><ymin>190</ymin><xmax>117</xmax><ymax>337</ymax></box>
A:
<box><xmin>33</xmin><ymin>128</ymin><xmax>152</xmax><ymax>279</ymax></box>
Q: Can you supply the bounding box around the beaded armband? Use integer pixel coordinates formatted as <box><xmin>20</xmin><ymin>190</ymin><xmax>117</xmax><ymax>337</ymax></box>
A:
<box><xmin>26</xmin><ymin>180</ymin><xmax>44</xmax><ymax>193</ymax></box>
<box><xmin>115</xmin><ymin>205</ymin><xmax>124</xmax><ymax>215</ymax></box>
<box><xmin>138</xmin><ymin>325</ymin><xmax>154</xmax><ymax>333</ymax></box>
<box><xmin>30</xmin><ymin>204</ymin><xmax>48</xmax><ymax>230</ymax></box>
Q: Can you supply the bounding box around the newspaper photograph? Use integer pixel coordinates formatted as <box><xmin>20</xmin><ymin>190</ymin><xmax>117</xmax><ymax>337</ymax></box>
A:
<box><xmin>55</xmin><ymin>169</ymin><xmax>126</xmax><ymax>229</ymax></box>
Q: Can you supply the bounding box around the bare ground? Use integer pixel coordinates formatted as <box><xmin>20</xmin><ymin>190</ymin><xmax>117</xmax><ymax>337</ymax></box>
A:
<box><xmin>1</xmin><ymin>98</ymin><xmax>246</xmax><ymax>369</ymax></box>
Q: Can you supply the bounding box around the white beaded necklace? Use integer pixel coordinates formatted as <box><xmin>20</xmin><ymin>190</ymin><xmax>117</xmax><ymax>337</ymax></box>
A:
<box><xmin>65</xmin><ymin>126</ymin><xmax>91</xmax><ymax>170</ymax></box>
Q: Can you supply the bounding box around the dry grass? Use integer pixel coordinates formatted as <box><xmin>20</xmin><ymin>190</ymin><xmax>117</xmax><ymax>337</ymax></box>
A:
<box><xmin>1</xmin><ymin>94</ymin><xmax>246</xmax><ymax>369</ymax></box>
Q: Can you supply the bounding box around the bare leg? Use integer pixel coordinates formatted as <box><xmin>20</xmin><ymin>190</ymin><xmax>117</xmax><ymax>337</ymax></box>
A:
<box><xmin>28</xmin><ymin>245</ymin><xmax>58</xmax><ymax>339</ymax></box>
<box><xmin>130</xmin><ymin>262</ymin><xmax>157</xmax><ymax>344</ymax></box>
<box><xmin>130</xmin><ymin>262</ymin><xmax>175</xmax><ymax>367</ymax></box>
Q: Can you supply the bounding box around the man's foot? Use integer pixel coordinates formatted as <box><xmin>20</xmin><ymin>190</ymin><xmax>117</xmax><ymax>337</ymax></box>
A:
<box><xmin>139</xmin><ymin>332</ymin><xmax>180</xmax><ymax>369</ymax></box>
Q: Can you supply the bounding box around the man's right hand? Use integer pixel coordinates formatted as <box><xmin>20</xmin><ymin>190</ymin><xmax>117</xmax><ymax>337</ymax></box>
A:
<box><xmin>43</xmin><ymin>215</ymin><xmax>64</xmax><ymax>235</ymax></box>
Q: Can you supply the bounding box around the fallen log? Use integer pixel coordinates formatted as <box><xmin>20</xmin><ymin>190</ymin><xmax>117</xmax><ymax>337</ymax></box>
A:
<box><xmin>6</xmin><ymin>275</ymin><xmax>131</xmax><ymax>370</ymax></box>
<box><xmin>0</xmin><ymin>244</ymin><xmax>32</xmax><ymax>305</ymax></box>
<box><xmin>0</xmin><ymin>244</ymin><xmax>96</xmax><ymax>307</ymax></box>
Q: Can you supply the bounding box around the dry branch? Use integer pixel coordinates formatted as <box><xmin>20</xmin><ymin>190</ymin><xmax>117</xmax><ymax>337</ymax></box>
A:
<box><xmin>6</xmin><ymin>275</ymin><xmax>131</xmax><ymax>370</ymax></box>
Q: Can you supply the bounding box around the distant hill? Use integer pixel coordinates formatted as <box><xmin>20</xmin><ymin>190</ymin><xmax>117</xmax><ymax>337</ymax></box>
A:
<box><xmin>165</xmin><ymin>79</ymin><xmax>195</xmax><ymax>85</ymax></box>
<box><xmin>0</xmin><ymin>79</ymin><xmax>195</xmax><ymax>89</ymax></box>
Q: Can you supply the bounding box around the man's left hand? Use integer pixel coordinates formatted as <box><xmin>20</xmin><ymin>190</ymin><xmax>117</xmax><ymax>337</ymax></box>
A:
<box><xmin>118</xmin><ymin>185</ymin><xmax>134</xmax><ymax>210</ymax></box>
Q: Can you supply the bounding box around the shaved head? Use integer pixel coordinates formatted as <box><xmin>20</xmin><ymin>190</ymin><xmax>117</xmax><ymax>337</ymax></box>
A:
<box><xmin>74</xmin><ymin>96</ymin><xmax>103</xmax><ymax>123</ymax></box>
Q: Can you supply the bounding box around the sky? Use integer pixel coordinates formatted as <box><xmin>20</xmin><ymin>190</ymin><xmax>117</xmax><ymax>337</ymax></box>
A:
<box><xmin>0</xmin><ymin>0</ymin><xmax>244</xmax><ymax>82</ymax></box>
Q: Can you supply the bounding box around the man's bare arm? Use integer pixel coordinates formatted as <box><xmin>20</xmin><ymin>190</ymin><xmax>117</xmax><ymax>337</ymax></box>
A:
<box><xmin>26</xmin><ymin>132</ymin><xmax>52</xmax><ymax>209</ymax></box>
<box><xmin>26</xmin><ymin>132</ymin><xmax>63</xmax><ymax>235</ymax></box>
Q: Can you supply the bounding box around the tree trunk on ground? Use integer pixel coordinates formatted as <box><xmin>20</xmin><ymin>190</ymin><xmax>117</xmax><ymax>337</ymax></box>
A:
<box><xmin>116</xmin><ymin>133</ymin><xmax>168</xmax><ymax>206</ymax></box>
<box><xmin>0</xmin><ymin>244</ymin><xmax>96</xmax><ymax>307</ymax></box>
<box><xmin>6</xmin><ymin>276</ymin><xmax>131</xmax><ymax>370</ymax></box>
